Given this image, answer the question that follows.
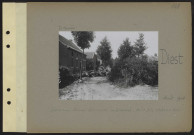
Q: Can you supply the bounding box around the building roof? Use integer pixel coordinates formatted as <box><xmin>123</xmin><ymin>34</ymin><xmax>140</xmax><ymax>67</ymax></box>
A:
<box><xmin>59</xmin><ymin>34</ymin><xmax>83</xmax><ymax>53</ymax></box>
<box><xmin>85</xmin><ymin>52</ymin><xmax>95</xmax><ymax>59</ymax></box>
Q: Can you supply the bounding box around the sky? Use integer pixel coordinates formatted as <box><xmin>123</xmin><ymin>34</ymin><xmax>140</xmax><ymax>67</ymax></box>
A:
<box><xmin>59</xmin><ymin>31</ymin><xmax>158</xmax><ymax>59</ymax></box>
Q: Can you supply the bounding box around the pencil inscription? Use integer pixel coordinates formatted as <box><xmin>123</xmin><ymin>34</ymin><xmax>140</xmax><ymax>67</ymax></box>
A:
<box><xmin>58</xmin><ymin>25</ymin><xmax>76</xmax><ymax>30</ymax></box>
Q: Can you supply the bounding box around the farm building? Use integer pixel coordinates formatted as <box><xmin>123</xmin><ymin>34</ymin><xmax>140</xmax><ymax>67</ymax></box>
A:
<box><xmin>59</xmin><ymin>34</ymin><xmax>86</xmax><ymax>74</ymax></box>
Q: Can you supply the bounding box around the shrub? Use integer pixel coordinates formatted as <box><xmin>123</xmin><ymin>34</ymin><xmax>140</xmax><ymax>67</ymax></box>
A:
<box><xmin>142</xmin><ymin>60</ymin><xmax>158</xmax><ymax>86</ymax></box>
<box><xmin>86</xmin><ymin>59</ymin><xmax>94</xmax><ymax>71</ymax></box>
<box><xmin>107</xmin><ymin>59</ymin><xmax>123</xmax><ymax>82</ymax></box>
<box><xmin>59</xmin><ymin>66</ymin><xmax>76</xmax><ymax>89</ymax></box>
<box><xmin>108</xmin><ymin>56</ymin><xmax>158</xmax><ymax>87</ymax></box>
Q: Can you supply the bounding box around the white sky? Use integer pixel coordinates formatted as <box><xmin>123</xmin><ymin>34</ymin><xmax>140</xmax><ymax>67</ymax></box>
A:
<box><xmin>59</xmin><ymin>31</ymin><xmax>158</xmax><ymax>59</ymax></box>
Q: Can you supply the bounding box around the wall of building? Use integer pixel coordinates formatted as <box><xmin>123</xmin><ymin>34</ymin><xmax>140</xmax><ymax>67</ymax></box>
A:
<box><xmin>59</xmin><ymin>41</ymin><xmax>68</xmax><ymax>67</ymax></box>
<box><xmin>59</xmin><ymin>42</ymin><xmax>86</xmax><ymax>74</ymax></box>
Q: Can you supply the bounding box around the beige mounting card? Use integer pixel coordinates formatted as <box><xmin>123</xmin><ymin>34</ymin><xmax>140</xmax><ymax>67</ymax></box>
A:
<box><xmin>2</xmin><ymin>2</ymin><xmax>192</xmax><ymax>133</ymax></box>
<box><xmin>3</xmin><ymin>3</ymin><xmax>27</xmax><ymax>132</ymax></box>
<box><xmin>27</xmin><ymin>2</ymin><xmax>192</xmax><ymax>133</ymax></box>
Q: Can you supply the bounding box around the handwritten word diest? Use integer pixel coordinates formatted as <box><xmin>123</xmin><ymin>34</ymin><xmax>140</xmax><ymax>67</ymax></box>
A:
<box><xmin>160</xmin><ymin>49</ymin><xmax>183</xmax><ymax>64</ymax></box>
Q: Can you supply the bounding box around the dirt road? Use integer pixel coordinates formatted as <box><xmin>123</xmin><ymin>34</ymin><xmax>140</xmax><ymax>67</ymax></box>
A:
<box><xmin>59</xmin><ymin>77</ymin><xmax>158</xmax><ymax>100</ymax></box>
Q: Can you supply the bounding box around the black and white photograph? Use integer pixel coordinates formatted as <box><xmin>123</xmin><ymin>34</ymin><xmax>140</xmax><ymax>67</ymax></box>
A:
<box><xmin>59</xmin><ymin>31</ymin><xmax>158</xmax><ymax>100</ymax></box>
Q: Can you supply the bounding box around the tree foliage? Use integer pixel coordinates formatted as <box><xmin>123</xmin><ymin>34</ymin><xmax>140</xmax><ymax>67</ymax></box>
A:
<box><xmin>96</xmin><ymin>37</ymin><xmax>112</xmax><ymax>66</ymax></box>
<box><xmin>71</xmin><ymin>31</ymin><xmax>95</xmax><ymax>50</ymax></box>
<box><xmin>71</xmin><ymin>31</ymin><xmax>95</xmax><ymax>79</ymax></box>
<box><xmin>134</xmin><ymin>33</ymin><xmax>147</xmax><ymax>57</ymax></box>
<box><xmin>108</xmin><ymin>56</ymin><xmax>158</xmax><ymax>86</ymax></box>
<box><xmin>117</xmin><ymin>38</ymin><xmax>134</xmax><ymax>60</ymax></box>
<box><xmin>107</xmin><ymin>33</ymin><xmax>158</xmax><ymax>87</ymax></box>
<box><xmin>86</xmin><ymin>59</ymin><xmax>94</xmax><ymax>71</ymax></box>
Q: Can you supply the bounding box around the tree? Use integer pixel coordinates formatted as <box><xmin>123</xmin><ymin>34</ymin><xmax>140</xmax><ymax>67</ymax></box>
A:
<box><xmin>96</xmin><ymin>37</ymin><xmax>112</xmax><ymax>67</ymax></box>
<box><xmin>117</xmin><ymin>38</ymin><xmax>134</xmax><ymax>60</ymax></box>
<box><xmin>134</xmin><ymin>33</ymin><xmax>147</xmax><ymax>58</ymax></box>
<box><xmin>86</xmin><ymin>59</ymin><xmax>94</xmax><ymax>71</ymax></box>
<box><xmin>71</xmin><ymin>31</ymin><xmax>95</xmax><ymax>79</ymax></box>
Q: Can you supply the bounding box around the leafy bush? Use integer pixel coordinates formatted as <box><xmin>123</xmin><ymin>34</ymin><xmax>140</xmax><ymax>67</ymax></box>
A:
<box><xmin>59</xmin><ymin>66</ymin><xmax>76</xmax><ymax>89</ymax></box>
<box><xmin>107</xmin><ymin>60</ymin><xmax>123</xmax><ymax>82</ymax></box>
<box><xmin>86</xmin><ymin>59</ymin><xmax>94</xmax><ymax>71</ymax></box>
<box><xmin>108</xmin><ymin>33</ymin><xmax>158</xmax><ymax>87</ymax></box>
<box><xmin>108</xmin><ymin>56</ymin><xmax>158</xmax><ymax>87</ymax></box>
<box><xmin>142</xmin><ymin>60</ymin><xmax>158</xmax><ymax>86</ymax></box>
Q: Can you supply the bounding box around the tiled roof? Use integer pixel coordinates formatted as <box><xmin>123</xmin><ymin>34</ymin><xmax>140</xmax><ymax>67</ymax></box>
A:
<box><xmin>85</xmin><ymin>52</ymin><xmax>95</xmax><ymax>59</ymax></box>
<box><xmin>59</xmin><ymin>34</ymin><xmax>82</xmax><ymax>53</ymax></box>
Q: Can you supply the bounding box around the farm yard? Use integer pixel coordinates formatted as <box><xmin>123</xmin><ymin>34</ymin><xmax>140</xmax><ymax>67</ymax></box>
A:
<box><xmin>59</xmin><ymin>76</ymin><xmax>158</xmax><ymax>100</ymax></box>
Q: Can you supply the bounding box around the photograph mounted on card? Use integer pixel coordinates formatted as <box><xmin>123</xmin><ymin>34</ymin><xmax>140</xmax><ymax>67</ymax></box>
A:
<box><xmin>59</xmin><ymin>31</ymin><xmax>158</xmax><ymax>100</ymax></box>
<box><xmin>2</xmin><ymin>2</ymin><xmax>192</xmax><ymax>133</ymax></box>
